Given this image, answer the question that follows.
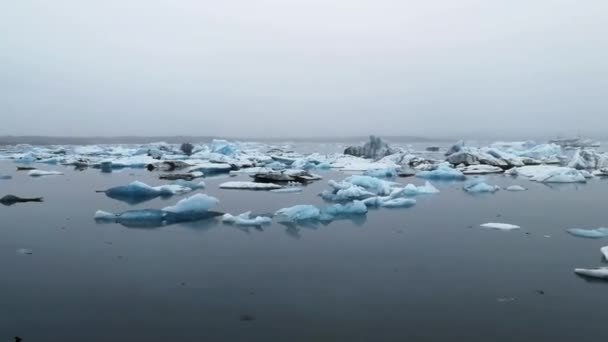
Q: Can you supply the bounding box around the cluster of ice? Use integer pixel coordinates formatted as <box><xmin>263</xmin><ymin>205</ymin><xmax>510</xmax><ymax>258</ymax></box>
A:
<box><xmin>344</xmin><ymin>136</ymin><xmax>398</xmax><ymax>160</ymax></box>
<box><xmin>219</xmin><ymin>181</ymin><xmax>283</xmax><ymax>190</ymax></box>
<box><xmin>275</xmin><ymin>200</ymin><xmax>369</xmax><ymax>224</ymax></box>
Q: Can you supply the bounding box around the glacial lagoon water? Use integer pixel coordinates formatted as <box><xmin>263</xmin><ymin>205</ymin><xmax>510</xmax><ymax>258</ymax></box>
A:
<box><xmin>2</xmin><ymin>147</ymin><xmax>608</xmax><ymax>341</ymax></box>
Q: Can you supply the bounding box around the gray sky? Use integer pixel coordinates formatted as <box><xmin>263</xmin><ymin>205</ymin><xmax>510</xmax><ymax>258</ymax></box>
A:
<box><xmin>1</xmin><ymin>0</ymin><xmax>607</xmax><ymax>138</ymax></box>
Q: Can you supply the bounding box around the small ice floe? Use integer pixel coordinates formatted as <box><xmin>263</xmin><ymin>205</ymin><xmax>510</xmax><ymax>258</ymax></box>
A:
<box><xmin>574</xmin><ymin>267</ymin><xmax>608</xmax><ymax>280</ymax></box>
<box><xmin>505</xmin><ymin>185</ymin><xmax>527</xmax><ymax>191</ymax></box>
<box><xmin>100</xmin><ymin>181</ymin><xmax>194</xmax><ymax>204</ymax></box>
<box><xmin>459</xmin><ymin>165</ymin><xmax>504</xmax><ymax>175</ymax></box>
<box><xmin>274</xmin><ymin>205</ymin><xmax>321</xmax><ymax>222</ymax></box>
<box><xmin>396</xmin><ymin>182</ymin><xmax>440</xmax><ymax>196</ymax></box>
<box><xmin>464</xmin><ymin>180</ymin><xmax>500</xmax><ymax>193</ymax></box>
<box><xmin>186</xmin><ymin>162</ymin><xmax>233</xmax><ymax>174</ymax></box>
<box><xmin>219</xmin><ymin>181</ymin><xmax>283</xmax><ymax>190</ymax></box>
<box><xmin>320</xmin><ymin>181</ymin><xmax>376</xmax><ymax>201</ymax></box>
<box><xmin>270</xmin><ymin>187</ymin><xmax>303</xmax><ymax>194</ymax></box>
<box><xmin>17</xmin><ymin>248</ymin><xmax>33</xmax><ymax>255</ymax></box>
<box><xmin>416</xmin><ymin>164</ymin><xmax>466</xmax><ymax>181</ymax></box>
<box><xmin>28</xmin><ymin>169</ymin><xmax>63</xmax><ymax>177</ymax></box>
<box><xmin>222</xmin><ymin>212</ymin><xmax>272</xmax><ymax>226</ymax></box>
<box><xmin>159</xmin><ymin>171</ymin><xmax>204</xmax><ymax>181</ymax></box>
<box><xmin>480</xmin><ymin>223</ymin><xmax>521</xmax><ymax>230</ymax></box>
<box><xmin>566</xmin><ymin>228</ymin><xmax>608</xmax><ymax>239</ymax></box>
<box><xmin>321</xmin><ymin>200</ymin><xmax>368</xmax><ymax>219</ymax></box>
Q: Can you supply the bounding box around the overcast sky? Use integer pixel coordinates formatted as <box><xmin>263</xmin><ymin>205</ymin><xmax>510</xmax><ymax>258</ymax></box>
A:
<box><xmin>1</xmin><ymin>0</ymin><xmax>606</xmax><ymax>138</ymax></box>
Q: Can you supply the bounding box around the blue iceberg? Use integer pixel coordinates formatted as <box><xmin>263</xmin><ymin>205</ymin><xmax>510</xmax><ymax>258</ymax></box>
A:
<box><xmin>416</xmin><ymin>165</ymin><xmax>466</xmax><ymax>181</ymax></box>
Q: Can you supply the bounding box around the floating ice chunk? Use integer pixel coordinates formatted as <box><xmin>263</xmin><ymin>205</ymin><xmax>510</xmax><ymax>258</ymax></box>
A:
<box><xmin>416</xmin><ymin>164</ymin><xmax>466</xmax><ymax>181</ymax></box>
<box><xmin>17</xmin><ymin>248</ymin><xmax>33</xmax><ymax>255</ymax></box>
<box><xmin>505</xmin><ymin>185</ymin><xmax>527</xmax><ymax>191</ymax></box>
<box><xmin>222</xmin><ymin>211</ymin><xmax>272</xmax><ymax>226</ymax></box>
<box><xmin>103</xmin><ymin>181</ymin><xmax>192</xmax><ymax>204</ymax></box>
<box><xmin>274</xmin><ymin>205</ymin><xmax>321</xmax><ymax>222</ymax></box>
<box><xmin>265</xmin><ymin>161</ymin><xmax>287</xmax><ymax>170</ymax></box>
<box><xmin>321</xmin><ymin>200</ymin><xmax>368</xmax><ymax>218</ymax></box>
<box><xmin>566</xmin><ymin>228</ymin><xmax>608</xmax><ymax>239</ymax></box>
<box><xmin>464</xmin><ymin>182</ymin><xmax>500</xmax><ymax>193</ymax></box>
<box><xmin>459</xmin><ymin>165</ymin><xmax>504</xmax><ymax>175</ymax></box>
<box><xmin>480</xmin><ymin>223</ymin><xmax>520</xmax><ymax>230</ymax></box>
<box><xmin>574</xmin><ymin>267</ymin><xmax>608</xmax><ymax>280</ymax></box>
<box><xmin>343</xmin><ymin>175</ymin><xmax>395</xmax><ymax>196</ymax></box>
<box><xmin>162</xmin><ymin>194</ymin><xmax>219</xmax><ymax>213</ymax></box>
<box><xmin>579</xmin><ymin>170</ymin><xmax>593</xmax><ymax>179</ymax></box>
<box><xmin>364</xmin><ymin>167</ymin><xmax>398</xmax><ymax>178</ymax></box>
<box><xmin>320</xmin><ymin>183</ymin><xmax>375</xmax><ymax>201</ymax></box>
<box><xmin>270</xmin><ymin>187</ymin><xmax>303</xmax><ymax>193</ymax></box>
<box><xmin>28</xmin><ymin>169</ymin><xmax>63</xmax><ymax>177</ymax></box>
<box><xmin>219</xmin><ymin>181</ymin><xmax>283</xmax><ymax>190</ymax></box>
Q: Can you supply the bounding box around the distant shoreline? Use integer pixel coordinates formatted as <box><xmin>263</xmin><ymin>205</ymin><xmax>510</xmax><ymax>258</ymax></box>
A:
<box><xmin>0</xmin><ymin>135</ymin><xmax>451</xmax><ymax>146</ymax></box>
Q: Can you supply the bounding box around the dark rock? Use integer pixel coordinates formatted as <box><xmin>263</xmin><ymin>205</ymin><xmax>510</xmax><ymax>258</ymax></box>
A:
<box><xmin>426</xmin><ymin>146</ymin><xmax>440</xmax><ymax>152</ymax></box>
<box><xmin>180</xmin><ymin>143</ymin><xmax>195</xmax><ymax>156</ymax></box>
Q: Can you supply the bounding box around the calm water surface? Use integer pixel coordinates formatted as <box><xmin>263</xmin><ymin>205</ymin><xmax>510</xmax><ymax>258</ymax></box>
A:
<box><xmin>1</xmin><ymin>155</ymin><xmax>608</xmax><ymax>341</ymax></box>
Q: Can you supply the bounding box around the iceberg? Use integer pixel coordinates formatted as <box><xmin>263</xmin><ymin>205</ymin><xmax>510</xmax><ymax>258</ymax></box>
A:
<box><xmin>567</xmin><ymin>149</ymin><xmax>608</xmax><ymax>170</ymax></box>
<box><xmin>222</xmin><ymin>211</ymin><xmax>272</xmax><ymax>226</ymax></box>
<box><xmin>566</xmin><ymin>228</ymin><xmax>608</xmax><ymax>239</ymax></box>
<box><xmin>480</xmin><ymin>223</ymin><xmax>520</xmax><ymax>230</ymax></box>
<box><xmin>416</xmin><ymin>164</ymin><xmax>466</xmax><ymax>181</ymax></box>
<box><xmin>574</xmin><ymin>267</ymin><xmax>608</xmax><ymax>280</ymax></box>
<box><xmin>602</xmin><ymin>246</ymin><xmax>608</xmax><ymax>260</ymax></box>
<box><xmin>210</xmin><ymin>139</ymin><xmax>238</xmax><ymax>156</ymax></box>
<box><xmin>505</xmin><ymin>185</ymin><xmax>527</xmax><ymax>191</ymax></box>
<box><xmin>28</xmin><ymin>169</ymin><xmax>64</xmax><ymax>177</ymax></box>
<box><xmin>362</xmin><ymin>196</ymin><xmax>416</xmax><ymax>208</ymax></box>
<box><xmin>320</xmin><ymin>183</ymin><xmax>375</xmax><ymax>201</ymax></box>
<box><xmin>219</xmin><ymin>181</ymin><xmax>283</xmax><ymax>190</ymax></box>
<box><xmin>171</xmin><ymin>180</ymin><xmax>205</xmax><ymax>189</ymax></box>
<box><xmin>275</xmin><ymin>205</ymin><xmax>321</xmax><ymax>222</ymax></box>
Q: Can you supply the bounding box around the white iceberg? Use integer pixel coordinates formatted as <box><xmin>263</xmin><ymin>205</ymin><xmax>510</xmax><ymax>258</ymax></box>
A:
<box><xmin>509</xmin><ymin>165</ymin><xmax>586</xmax><ymax>183</ymax></box>
<box><xmin>566</xmin><ymin>228</ymin><xmax>608</xmax><ymax>239</ymax></box>
<box><xmin>602</xmin><ymin>246</ymin><xmax>608</xmax><ymax>260</ymax></box>
<box><xmin>219</xmin><ymin>181</ymin><xmax>283</xmax><ymax>190</ymax></box>
<box><xmin>363</xmin><ymin>196</ymin><xmax>416</xmax><ymax>208</ymax></box>
<box><xmin>342</xmin><ymin>175</ymin><xmax>395</xmax><ymax>196</ymax></box>
<box><xmin>480</xmin><ymin>223</ymin><xmax>520</xmax><ymax>230</ymax></box>
<box><xmin>505</xmin><ymin>185</ymin><xmax>527</xmax><ymax>191</ymax></box>
<box><xmin>222</xmin><ymin>211</ymin><xmax>272</xmax><ymax>226</ymax></box>
<box><xmin>321</xmin><ymin>200</ymin><xmax>368</xmax><ymax>218</ymax></box>
<box><xmin>28</xmin><ymin>169</ymin><xmax>64</xmax><ymax>177</ymax></box>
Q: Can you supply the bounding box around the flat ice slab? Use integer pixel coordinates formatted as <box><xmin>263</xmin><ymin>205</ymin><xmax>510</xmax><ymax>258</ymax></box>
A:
<box><xmin>28</xmin><ymin>170</ymin><xmax>63</xmax><ymax>177</ymax></box>
<box><xmin>480</xmin><ymin>223</ymin><xmax>521</xmax><ymax>230</ymax></box>
<box><xmin>566</xmin><ymin>228</ymin><xmax>608</xmax><ymax>239</ymax></box>
<box><xmin>506</xmin><ymin>185</ymin><xmax>527</xmax><ymax>191</ymax></box>
<box><xmin>219</xmin><ymin>181</ymin><xmax>282</xmax><ymax>190</ymax></box>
